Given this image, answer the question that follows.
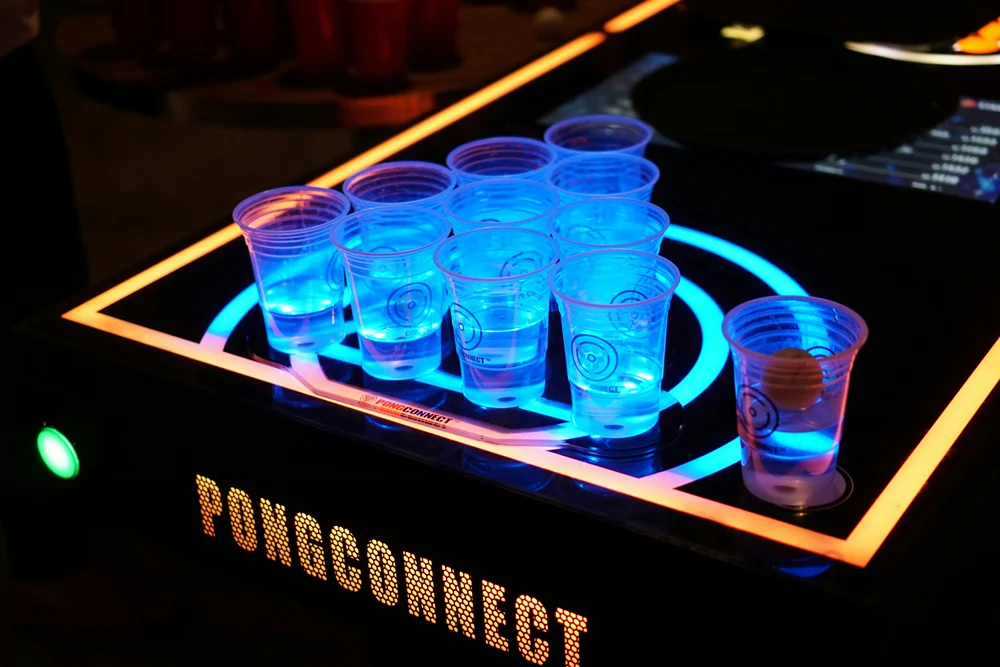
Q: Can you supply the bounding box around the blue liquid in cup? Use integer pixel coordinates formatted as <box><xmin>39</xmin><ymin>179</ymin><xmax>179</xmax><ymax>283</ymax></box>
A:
<box><xmin>546</xmin><ymin>153</ymin><xmax>660</xmax><ymax>204</ymax></box>
<box><xmin>550</xmin><ymin>250</ymin><xmax>681</xmax><ymax>440</ymax></box>
<box><xmin>264</xmin><ymin>280</ymin><xmax>343</xmax><ymax>351</ymax></box>
<box><xmin>234</xmin><ymin>186</ymin><xmax>351</xmax><ymax>354</ymax></box>
<box><xmin>569</xmin><ymin>352</ymin><xmax>664</xmax><ymax>437</ymax></box>
<box><xmin>435</xmin><ymin>228</ymin><xmax>559</xmax><ymax>408</ymax></box>
<box><xmin>355</xmin><ymin>276</ymin><xmax>445</xmax><ymax>379</ymax></box>
<box><xmin>453</xmin><ymin>303</ymin><xmax>549</xmax><ymax>407</ymax></box>
<box><xmin>446</xmin><ymin>137</ymin><xmax>558</xmax><ymax>185</ymax></box>
<box><xmin>740</xmin><ymin>397</ymin><xmax>841</xmax><ymax>506</ymax></box>
<box><xmin>544</xmin><ymin>114</ymin><xmax>653</xmax><ymax>158</ymax></box>
<box><xmin>333</xmin><ymin>206</ymin><xmax>451</xmax><ymax>380</ymax></box>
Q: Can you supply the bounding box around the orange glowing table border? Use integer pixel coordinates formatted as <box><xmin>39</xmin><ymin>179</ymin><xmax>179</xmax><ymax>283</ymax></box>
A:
<box><xmin>60</xmin><ymin>6</ymin><xmax>1000</xmax><ymax>568</ymax></box>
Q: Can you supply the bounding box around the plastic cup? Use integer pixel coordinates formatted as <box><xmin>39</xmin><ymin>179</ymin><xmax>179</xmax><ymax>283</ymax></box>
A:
<box><xmin>722</xmin><ymin>296</ymin><xmax>869</xmax><ymax>509</ymax></box>
<box><xmin>288</xmin><ymin>0</ymin><xmax>348</xmax><ymax>79</ymax></box>
<box><xmin>446</xmin><ymin>137</ymin><xmax>558</xmax><ymax>185</ymax></box>
<box><xmin>332</xmin><ymin>206</ymin><xmax>451</xmax><ymax>380</ymax></box>
<box><xmin>544</xmin><ymin>114</ymin><xmax>654</xmax><ymax>158</ymax></box>
<box><xmin>343</xmin><ymin>161</ymin><xmax>457</xmax><ymax>211</ymax></box>
<box><xmin>442</xmin><ymin>178</ymin><xmax>560</xmax><ymax>235</ymax></box>
<box><xmin>546</xmin><ymin>153</ymin><xmax>659</xmax><ymax>204</ymax></box>
<box><xmin>549</xmin><ymin>250</ymin><xmax>681</xmax><ymax>441</ymax></box>
<box><xmin>164</xmin><ymin>0</ymin><xmax>216</xmax><ymax>65</ymax></box>
<box><xmin>109</xmin><ymin>0</ymin><xmax>163</xmax><ymax>57</ymax></box>
<box><xmin>222</xmin><ymin>0</ymin><xmax>286</xmax><ymax>70</ymax></box>
<box><xmin>548</xmin><ymin>198</ymin><xmax>670</xmax><ymax>259</ymax></box>
<box><xmin>234</xmin><ymin>186</ymin><xmax>352</xmax><ymax>354</ymax></box>
<box><xmin>434</xmin><ymin>228</ymin><xmax>559</xmax><ymax>408</ymax></box>
<box><xmin>409</xmin><ymin>0</ymin><xmax>460</xmax><ymax>69</ymax></box>
<box><xmin>345</xmin><ymin>0</ymin><xmax>410</xmax><ymax>85</ymax></box>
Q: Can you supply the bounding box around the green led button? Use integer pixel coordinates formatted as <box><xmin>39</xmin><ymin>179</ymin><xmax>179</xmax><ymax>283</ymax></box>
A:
<box><xmin>37</xmin><ymin>427</ymin><xmax>79</xmax><ymax>479</ymax></box>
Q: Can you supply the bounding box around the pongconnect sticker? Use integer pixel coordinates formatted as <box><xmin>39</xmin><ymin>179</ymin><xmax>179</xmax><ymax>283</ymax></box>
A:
<box><xmin>572</xmin><ymin>334</ymin><xmax>619</xmax><ymax>382</ymax></box>
<box><xmin>736</xmin><ymin>384</ymin><xmax>779</xmax><ymax>439</ymax></box>
<box><xmin>452</xmin><ymin>303</ymin><xmax>483</xmax><ymax>350</ymax></box>
<box><xmin>386</xmin><ymin>283</ymin><xmax>432</xmax><ymax>326</ymax></box>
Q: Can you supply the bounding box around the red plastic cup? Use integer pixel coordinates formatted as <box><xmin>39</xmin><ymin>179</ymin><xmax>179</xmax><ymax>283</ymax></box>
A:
<box><xmin>164</xmin><ymin>0</ymin><xmax>217</xmax><ymax>64</ymax></box>
<box><xmin>409</xmin><ymin>0</ymin><xmax>459</xmax><ymax>68</ymax></box>
<box><xmin>288</xmin><ymin>0</ymin><xmax>347</xmax><ymax>78</ymax></box>
<box><xmin>345</xmin><ymin>0</ymin><xmax>411</xmax><ymax>84</ymax></box>
<box><xmin>510</xmin><ymin>0</ymin><xmax>575</xmax><ymax>11</ymax></box>
<box><xmin>108</xmin><ymin>0</ymin><xmax>162</xmax><ymax>57</ymax></box>
<box><xmin>222</xmin><ymin>0</ymin><xmax>284</xmax><ymax>69</ymax></box>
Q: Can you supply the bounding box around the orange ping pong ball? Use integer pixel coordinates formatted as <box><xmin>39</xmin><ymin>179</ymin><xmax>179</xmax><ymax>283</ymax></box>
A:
<box><xmin>761</xmin><ymin>347</ymin><xmax>824</xmax><ymax>411</ymax></box>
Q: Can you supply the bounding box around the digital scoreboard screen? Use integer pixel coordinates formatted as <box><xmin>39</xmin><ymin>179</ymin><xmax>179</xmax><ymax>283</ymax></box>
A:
<box><xmin>540</xmin><ymin>53</ymin><xmax>1000</xmax><ymax>203</ymax></box>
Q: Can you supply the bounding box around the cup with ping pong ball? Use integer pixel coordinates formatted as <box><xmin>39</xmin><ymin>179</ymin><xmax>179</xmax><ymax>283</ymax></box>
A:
<box><xmin>722</xmin><ymin>296</ymin><xmax>868</xmax><ymax>509</ymax></box>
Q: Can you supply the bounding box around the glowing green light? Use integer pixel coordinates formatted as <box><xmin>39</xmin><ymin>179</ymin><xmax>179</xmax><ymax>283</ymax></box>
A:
<box><xmin>36</xmin><ymin>427</ymin><xmax>79</xmax><ymax>479</ymax></box>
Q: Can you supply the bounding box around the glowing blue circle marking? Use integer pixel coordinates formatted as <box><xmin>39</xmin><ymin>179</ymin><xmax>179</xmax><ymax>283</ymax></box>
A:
<box><xmin>664</xmin><ymin>225</ymin><xmax>807</xmax><ymax>296</ymax></box>
<box><xmin>202</xmin><ymin>224</ymin><xmax>805</xmax><ymax>482</ymax></box>
<box><xmin>204</xmin><ymin>286</ymin><xmax>355</xmax><ymax>343</ymax></box>
<box><xmin>203</xmin><ymin>284</ymin><xmax>260</xmax><ymax>343</ymax></box>
<box><xmin>202</xmin><ymin>276</ymin><xmax>722</xmax><ymax>422</ymax></box>
<box><xmin>659</xmin><ymin>225</ymin><xmax>808</xmax><ymax>482</ymax></box>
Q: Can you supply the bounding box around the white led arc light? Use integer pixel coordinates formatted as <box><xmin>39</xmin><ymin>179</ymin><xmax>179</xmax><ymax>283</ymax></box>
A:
<box><xmin>845</xmin><ymin>41</ymin><xmax>1000</xmax><ymax>65</ymax></box>
<box><xmin>202</xmin><ymin>224</ymin><xmax>806</xmax><ymax>484</ymax></box>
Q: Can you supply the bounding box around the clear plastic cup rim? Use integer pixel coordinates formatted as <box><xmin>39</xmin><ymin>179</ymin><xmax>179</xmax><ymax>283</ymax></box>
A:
<box><xmin>342</xmin><ymin>160</ymin><xmax>457</xmax><ymax>208</ymax></box>
<box><xmin>543</xmin><ymin>114</ymin><xmax>654</xmax><ymax>155</ymax></box>
<box><xmin>433</xmin><ymin>227</ymin><xmax>560</xmax><ymax>283</ymax></box>
<box><xmin>547</xmin><ymin>154</ymin><xmax>660</xmax><ymax>199</ymax></box>
<box><xmin>233</xmin><ymin>185</ymin><xmax>351</xmax><ymax>237</ymax></box>
<box><xmin>331</xmin><ymin>205</ymin><xmax>451</xmax><ymax>258</ymax></box>
<box><xmin>547</xmin><ymin>198</ymin><xmax>671</xmax><ymax>251</ymax></box>
<box><xmin>548</xmin><ymin>249</ymin><xmax>681</xmax><ymax>309</ymax></box>
<box><xmin>722</xmin><ymin>295</ymin><xmax>870</xmax><ymax>367</ymax></box>
<box><xmin>442</xmin><ymin>178</ymin><xmax>560</xmax><ymax>230</ymax></box>
<box><xmin>446</xmin><ymin>137</ymin><xmax>559</xmax><ymax>180</ymax></box>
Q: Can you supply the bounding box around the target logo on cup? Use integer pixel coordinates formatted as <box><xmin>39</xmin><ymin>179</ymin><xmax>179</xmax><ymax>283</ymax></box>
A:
<box><xmin>452</xmin><ymin>303</ymin><xmax>483</xmax><ymax>351</ymax></box>
<box><xmin>500</xmin><ymin>251</ymin><xmax>543</xmax><ymax>277</ymax></box>
<box><xmin>386</xmin><ymin>283</ymin><xmax>433</xmax><ymax>326</ymax></box>
<box><xmin>736</xmin><ymin>384</ymin><xmax>779</xmax><ymax>439</ymax></box>
<box><xmin>571</xmin><ymin>334</ymin><xmax>619</xmax><ymax>382</ymax></box>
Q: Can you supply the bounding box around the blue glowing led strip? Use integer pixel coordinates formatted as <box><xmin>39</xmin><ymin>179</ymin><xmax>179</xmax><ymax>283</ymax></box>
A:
<box><xmin>201</xmin><ymin>224</ymin><xmax>805</xmax><ymax>485</ymax></box>
<box><xmin>200</xmin><ymin>277</ymin><xmax>724</xmax><ymax>425</ymax></box>
<box><xmin>202</xmin><ymin>284</ymin><xmax>259</xmax><ymax>350</ymax></box>
<box><xmin>665</xmin><ymin>225</ymin><xmax>808</xmax><ymax>297</ymax></box>
<box><xmin>658</xmin><ymin>439</ymin><xmax>741</xmax><ymax>484</ymax></box>
<box><xmin>646</xmin><ymin>224</ymin><xmax>809</xmax><ymax>488</ymax></box>
<box><xmin>202</xmin><ymin>286</ymin><xmax>355</xmax><ymax>352</ymax></box>
<box><xmin>665</xmin><ymin>278</ymin><xmax>726</xmax><ymax>408</ymax></box>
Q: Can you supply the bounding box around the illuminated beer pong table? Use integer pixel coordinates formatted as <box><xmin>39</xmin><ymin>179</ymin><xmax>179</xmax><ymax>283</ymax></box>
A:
<box><xmin>14</xmin><ymin>2</ymin><xmax>1000</xmax><ymax>664</ymax></box>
